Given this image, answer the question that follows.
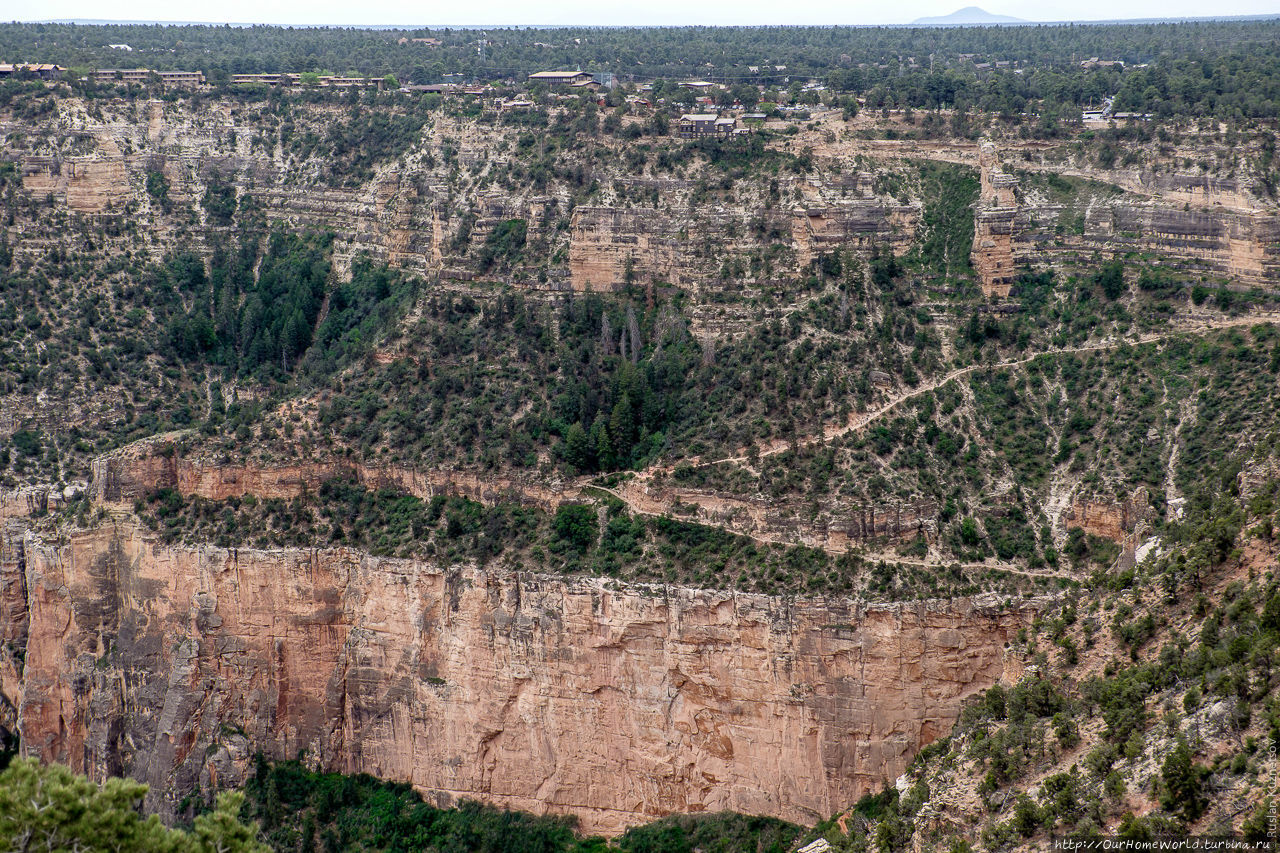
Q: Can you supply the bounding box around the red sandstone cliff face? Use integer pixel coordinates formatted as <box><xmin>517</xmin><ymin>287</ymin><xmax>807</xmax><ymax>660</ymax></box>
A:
<box><xmin>1061</xmin><ymin>487</ymin><xmax>1154</xmax><ymax>545</ymax></box>
<box><xmin>88</xmin><ymin>437</ymin><xmax>574</xmax><ymax>512</ymax></box>
<box><xmin>5</xmin><ymin>524</ymin><xmax>1034</xmax><ymax>834</ymax></box>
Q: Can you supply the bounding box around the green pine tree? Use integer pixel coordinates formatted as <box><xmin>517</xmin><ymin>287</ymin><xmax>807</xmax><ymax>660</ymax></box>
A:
<box><xmin>0</xmin><ymin>758</ymin><xmax>270</xmax><ymax>853</ymax></box>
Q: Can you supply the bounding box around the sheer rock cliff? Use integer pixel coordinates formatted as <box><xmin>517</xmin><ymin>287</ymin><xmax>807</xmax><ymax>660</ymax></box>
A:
<box><xmin>3</xmin><ymin>523</ymin><xmax>1035</xmax><ymax>834</ymax></box>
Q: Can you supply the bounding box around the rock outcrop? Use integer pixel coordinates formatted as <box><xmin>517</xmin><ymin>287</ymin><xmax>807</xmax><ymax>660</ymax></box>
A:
<box><xmin>569</xmin><ymin>206</ymin><xmax>690</xmax><ymax>292</ymax></box>
<box><xmin>974</xmin><ymin>141</ymin><xmax>1280</xmax><ymax>297</ymax></box>
<box><xmin>9</xmin><ymin>103</ymin><xmax>1277</xmax><ymax>309</ymax></box>
<box><xmin>89</xmin><ymin>440</ymin><xmax>939</xmax><ymax>553</ymax></box>
<box><xmin>1060</xmin><ymin>487</ymin><xmax>1153</xmax><ymax>545</ymax></box>
<box><xmin>790</xmin><ymin>201</ymin><xmax>919</xmax><ymax>269</ymax></box>
<box><xmin>972</xmin><ymin>141</ymin><xmax>1019</xmax><ymax>299</ymax></box>
<box><xmin>1087</xmin><ymin>204</ymin><xmax>1280</xmax><ymax>285</ymax></box>
<box><xmin>614</xmin><ymin>477</ymin><xmax>938</xmax><ymax>551</ymax></box>
<box><xmin>89</xmin><ymin>437</ymin><xmax>573</xmax><ymax>513</ymax></box>
<box><xmin>5</xmin><ymin>523</ymin><xmax>1034</xmax><ymax>835</ymax></box>
<box><xmin>0</xmin><ymin>524</ymin><xmax>26</xmax><ymax>734</ymax></box>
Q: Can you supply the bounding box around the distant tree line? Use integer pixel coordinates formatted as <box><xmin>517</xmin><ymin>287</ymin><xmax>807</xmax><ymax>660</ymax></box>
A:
<box><xmin>2</xmin><ymin>20</ymin><xmax>1280</xmax><ymax>120</ymax></box>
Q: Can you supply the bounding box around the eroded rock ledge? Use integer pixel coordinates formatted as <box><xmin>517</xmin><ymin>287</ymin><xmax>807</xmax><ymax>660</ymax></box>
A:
<box><xmin>3</xmin><ymin>524</ymin><xmax>1035</xmax><ymax>835</ymax></box>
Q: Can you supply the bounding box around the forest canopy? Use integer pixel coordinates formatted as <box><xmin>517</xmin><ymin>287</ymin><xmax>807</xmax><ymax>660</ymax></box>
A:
<box><xmin>2</xmin><ymin>19</ymin><xmax>1280</xmax><ymax>119</ymax></box>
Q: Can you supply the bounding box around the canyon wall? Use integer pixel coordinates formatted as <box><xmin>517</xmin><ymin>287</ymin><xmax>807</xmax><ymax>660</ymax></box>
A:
<box><xmin>1060</xmin><ymin>487</ymin><xmax>1154</xmax><ymax>545</ymax></box>
<box><xmin>0</xmin><ymin>523</ymin><xmax>26</xmax><ymax>735</ymax></box>
<box><xmin>972</xmin><ymin>142</ymin><xmax>1019</xmax><ymax>298</ymax></box>
<box><xmin>971</xmin><ymin>142</ymin><xmax>1280</xmax><ymax>297</ymax></box>
<box><xmin>88</xmin><ymin>437</ymin><xmax>574</xmax><ymax>512</ymax></box>
<box><xmin>1080</xmin><ymin>205</ymin><xmax>1280</xmax><ymax>285</ymax></box>
<box><xmin>569</xmin><ymin>206</ymin><xmax>693</xmax><ymax>292</ymax></box>
<box><xmin>89</xmin><ymin>438</ymin><xmax>940</xmax><ymax>551</ymax></box>
<box><xmin>5</xmin><ymin>102</ymin><xmax>924</xmax><ymax>298</ymax></box>
<box><xmin>5</xmin><ymin>523</ymin><xmax>1033</xmax><ymax>834</ymax></box>
<box><xmin>1008</xmin><ymin>199</ymin><xmax>1280</xmax><ymax>288</ymax></box>
<box><xmin>566</xmin><ymin>197</ymin><xmax>918</xmax><ymax>293</ymax></box>
<box><xmin>790</xmin><ymin>201</ymin><xmax>919</xmax><ymax>268</ymax></box>
<box><xmin>11</xmin><ymin>104</ymin><xmax>1279</xmax><ymax>304</ymax></box>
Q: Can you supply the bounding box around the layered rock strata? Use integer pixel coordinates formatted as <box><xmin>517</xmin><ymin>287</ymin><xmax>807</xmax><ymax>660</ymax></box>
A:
<box><xmin>972</xmin><ymin>141</ymin><xmax>1019</xmax><ymax>299</ymax></box>
<box><xmin>1061</xmin><ymin>487</ymin><xmax>1154</xmax><ymax>545</ymax></box>
<box><xmin>975</xmin><ymin>142</ymin><xmax>1280</xmax><ymax>296</ymax></box>
<box><xmin>89</xmin><ymin>438</ymin><xmax>572</xmax><ymax>513</ymax></box>
<box><xmin>5</xmin><ymin>524</ymin><xmax>1034</xmax><ymax>834</ymax></box>
<box><xmin>90</xmin><ymin>441</ymin><xmax>940</xmax><ymax>551</ymax></box>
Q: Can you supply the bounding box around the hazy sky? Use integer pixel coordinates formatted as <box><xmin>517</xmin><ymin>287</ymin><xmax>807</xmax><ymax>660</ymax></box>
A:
<box><xmin>10</xmin><ymin>0</ymin><xmax>1280</xmax><ymax>27</ymax></box>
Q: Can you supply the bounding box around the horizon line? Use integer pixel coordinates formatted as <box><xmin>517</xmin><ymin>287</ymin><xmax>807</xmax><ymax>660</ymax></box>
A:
<box><xmin>11</xmin><ymin>12</ymin><xmax>1280</xmax><ymax>28</ymax></box>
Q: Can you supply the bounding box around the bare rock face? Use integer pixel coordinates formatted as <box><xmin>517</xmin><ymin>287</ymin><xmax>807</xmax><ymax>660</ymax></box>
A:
<box><xmin>1236</xmin><ymin>456</ymin><xmax>1280</xmax><ymax>505</ymax></box>
<box><xmin>18</xmin><ymin>150</ymin><xmax>131</xmax><ymax>213</ymax></box>
<box><xmin>972</xmin><ymin>142</ymin><xmax>1019</xmax><ymax>299</ymax></box>
<box><xmin>567</xmin><ymin>199</ymin><xmax>918</xmax><ymax>294</ymax></box>
<box><xmin>570</xmin><ymin>206</ymin><xmax>686</xmax><ymax>292</ymax></box>
<box><xmin>1061</xmin><ymin>486</ymin><xmax>1153</xmax><ymax>545</ymax></box>
<box><xmin>0</xmin><ymin>524</ymin><xmax>27</xmax><ymax>732</ymax></box>
<box><xmin>89</xmin><ymin>440</ymin><xmax>573</xmax><ymax>513</ymax></box>
<box><xmin>975</xmin><ymin>141</ymin><xmax>1280</xmax><ymax>298</ymax></box>
<box><xmin>6</xmin><ymin>524</ymin><xmax>1034</xmax><ymax>835</ymax></box>
<box><xmin>790</xmin><ymin>202</ymin><xmax>919</xmax><ymax>269</ymax></box>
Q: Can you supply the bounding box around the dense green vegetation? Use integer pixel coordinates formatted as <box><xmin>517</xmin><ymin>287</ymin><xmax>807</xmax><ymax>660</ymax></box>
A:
<box><xmin>913</xmin><ymin>161</ymin><xmax>979</xmax><ymax>277</ymax></box>
<box><xmin>800</xmin><ymin>428</ymin><xmax>1280</xmax><ymax>850</ymax></box>
<box><xmin>613</xmin><ymin>813</ymin><xmax>801</xmax><ymax>853</ymax></box>
<box><xmin>685</xmin><ymin>323</ymin><xmax>1280</xmax><ymax>570</ymax></box>
<box><xmin>242</xmin><ymin>758</ymin><xmax>595</xmax><ymax>853</ymax></box>
<box><xmin>3</xmin><ymin>20</ymin><xmax>1280</xmax><ymax>121</ymax></box>
<box><xmin>163</xmin><ymin>232</ymin><xmax>416</xmax><ymax>381</ymax></box>
<box><xmin>306</xmin><ymin>258</ymin><xmax>422</xmax><ymax>378</ymax></box>
<box><xmin>0</xmin><ymin>212</ymin><xmax>417</xmax><ymax>487</ymax></box>
<box><xmin>133</xmin><ymin>478</ymin><xmax>1056</xmax><ymax>598</ymax></box>
<box><xmin>241</xmin><ymin>758</ymin><xmax>802</xmax><ymax>853</ymax></box>
<box><xmin>298</xmin><ymin>237</ymin><xmax>955</xmax><ymax>476</ymax></box>
<box><xmin>168</xmin><ymin>232</ymin><xmax>333</xmax><ymax>377</ymax></box>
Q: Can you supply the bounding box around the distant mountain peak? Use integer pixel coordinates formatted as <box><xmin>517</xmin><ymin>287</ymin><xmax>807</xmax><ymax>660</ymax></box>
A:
<box><xmin>912</xmin><ymin>6</ymin><xmax>1027</xmax><ymax>25</ymax></box>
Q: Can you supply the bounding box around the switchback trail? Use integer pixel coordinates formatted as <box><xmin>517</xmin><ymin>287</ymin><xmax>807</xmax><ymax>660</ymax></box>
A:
<box><xmin>572</xmin><ymin>310</ymin><xmax>1280</xmax><ymax>581</ymax></box>
<box><xmin>588</xmin><ymin>483</ymin><xmax>1084</xmax><ymax>583</ymax></box>
<box><xmin>640</xmin><ymin>311</ymin><xmax>1280</xmax><ymax>477</ymax></box>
